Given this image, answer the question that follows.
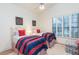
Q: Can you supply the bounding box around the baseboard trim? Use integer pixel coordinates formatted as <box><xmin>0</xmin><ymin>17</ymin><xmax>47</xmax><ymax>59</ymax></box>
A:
<box><xmin>0</xmin><ymin>49</ymin><xmax>13</xmax><ymax>55</ymax></box>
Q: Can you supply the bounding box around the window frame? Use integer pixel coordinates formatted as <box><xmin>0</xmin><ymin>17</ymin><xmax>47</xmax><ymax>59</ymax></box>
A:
<box><xmin>52</xmin><ymin>14</ymin><xmax>79</xmax><ymax>39</ymax></box>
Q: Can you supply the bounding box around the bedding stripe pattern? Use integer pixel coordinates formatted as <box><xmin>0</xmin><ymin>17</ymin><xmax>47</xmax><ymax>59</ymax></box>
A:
<box><xmin>15</xmin><ymin>35</ymin><xmax>48</xmax><ymax>55</ymax></box>
<box><xmin>42</xmin><ymin>32</ymin><xmax>56</xmax><ymax>43</ymax></box>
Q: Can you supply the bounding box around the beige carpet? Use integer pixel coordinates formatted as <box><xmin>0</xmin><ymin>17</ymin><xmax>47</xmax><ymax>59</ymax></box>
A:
<box><xmin>7</xmin><ymin>44</ymin><xmax>70</xmax><ymax>55</ymax></box>
<box><xmin>47</xmin><ymin>44</ymin><xmax>70</xmax><ymax>55</ymax></box>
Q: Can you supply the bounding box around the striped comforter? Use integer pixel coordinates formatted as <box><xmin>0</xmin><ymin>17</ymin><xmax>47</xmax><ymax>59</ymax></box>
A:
<box><xmin>42</xmin><ymin>32</ymin><xmax>56</xmax><ymax>43</ymax></box>
<box><xmin>15</xmin><ymin>35</ymin><xmax>48</xmax><ymax>55</ymax></box>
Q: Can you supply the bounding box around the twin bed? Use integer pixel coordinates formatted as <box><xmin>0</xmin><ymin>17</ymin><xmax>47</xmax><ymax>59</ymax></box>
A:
<box><xmin>13</xmin><ymin>32</ymin><xmax>56</xmax><ymax>55</ymax></box>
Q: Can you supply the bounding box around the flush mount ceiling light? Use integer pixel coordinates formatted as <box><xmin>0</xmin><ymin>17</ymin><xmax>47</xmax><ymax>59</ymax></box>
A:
<box><xmin>39</xmin><ymin>3</ymin><xmax>45</xmax><ymax>10</ymax></box>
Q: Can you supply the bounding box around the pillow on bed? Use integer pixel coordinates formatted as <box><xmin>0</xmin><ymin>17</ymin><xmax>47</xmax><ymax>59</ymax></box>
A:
<box><xmin>36</xmin><ymin>29</ymin><xmax>40</xmax><ymax>33</ymax></box>
<box><xmin>18</xmin><ymin>29</ymin><xmax>26</xmax><ymax>36</ymax></box>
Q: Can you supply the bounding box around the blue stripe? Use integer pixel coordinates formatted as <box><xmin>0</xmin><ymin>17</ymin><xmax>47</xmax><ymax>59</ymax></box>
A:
<box><xmin>24</xmin><ymin>37</ymin><xmax>46</xmax><ymax>54</ymax></box>
<box><xmin>16</xmin><ymin>36</ymin><xmax>39</xmax><ymax>50</ymax></box>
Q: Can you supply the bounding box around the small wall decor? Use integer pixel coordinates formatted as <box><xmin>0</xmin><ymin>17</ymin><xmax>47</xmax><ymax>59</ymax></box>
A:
<box><xmin>16</xmin><ymin>16</ymin><xmax>23</xmax><ymax>25</ymax></box>
<box><xmin>32</xmin><ymin>20</ymin><xmax>36</xmax><ymax>26</ymax></box>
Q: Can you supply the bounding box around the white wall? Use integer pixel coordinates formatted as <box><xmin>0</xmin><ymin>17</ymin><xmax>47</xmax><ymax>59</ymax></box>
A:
<box><xmin>38</xmin><ymin>3</ymin><xmax>79</xmax><ymax>44</ymax></box>
<box><xmin>0</xmin><ymin>4</ymin><xmax>38</xmax><ymax>52</ymax></box>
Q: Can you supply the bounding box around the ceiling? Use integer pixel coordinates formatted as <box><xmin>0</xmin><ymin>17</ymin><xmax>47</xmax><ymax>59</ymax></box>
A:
<box><xmin>14</xmin><ymin>3</ymin><xmax>55</xmax><ymax>16</ymax></box>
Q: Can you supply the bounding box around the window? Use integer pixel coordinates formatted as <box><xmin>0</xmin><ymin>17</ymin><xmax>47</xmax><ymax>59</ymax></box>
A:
<box><xmin>52</xmin><ymin>17</ymin><xmax>56</xmax><ymax>34</ymax></box>
<box><xmin>63</xmin><ymin>16</ymin><xmax>69</xmax><ymax>37</ymax></box>
<box><xmin>52</xmin><ymin>13</ymin><xmax>79</xmax><ymax>38</ymax></box>
<box><xmin>71</xmin><ymin>14</ymin><xmax>79</xmax><ymax>38</ymax></box>
<box><xmin>57</xmin><ymin>17</ymin><xmax>62</xmax><ymax>36</ymax></box>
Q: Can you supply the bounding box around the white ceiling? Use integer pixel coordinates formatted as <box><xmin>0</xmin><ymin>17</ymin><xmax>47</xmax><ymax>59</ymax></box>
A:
<box><xmin>14</xmin><ymin>3</ymin><xmax>55</xmax><ymax>16</ymax></box>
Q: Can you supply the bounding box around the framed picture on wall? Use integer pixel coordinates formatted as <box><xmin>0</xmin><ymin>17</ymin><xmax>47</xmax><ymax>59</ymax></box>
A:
<box><xmin>32</xmin><ymin>20</ymin><xmax>36</xmax><ymax>26</ymax></box>
<box><xmin>16</xmin><ymin>16</ymin><xmax>23</xmax><ymax>25</ymax></box>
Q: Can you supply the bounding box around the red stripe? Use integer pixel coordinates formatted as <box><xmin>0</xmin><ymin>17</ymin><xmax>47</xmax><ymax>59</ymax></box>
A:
<box><xmin>19</xmin><ymin>37</ymin><xmax>38</xmax><ymax>53</ymax></box>
<box><xmin>19</xmin><ymin>51</ymin><xmax>22</xmax><ymax>54</ymax></box>
<box><xmin>28</xmin><ymin>42</ymin><xmax>46</xmax><ymax>55</ymax></box>
<box><xmin>24</xmin><ymin>37</ymin><xmax>42</xmax><ymax>52</ymax></box>
<box><xmin>46</xmin><ymin>33</ymin><xmax>50</xmax><ymax>38</ymax></box>
<box><xmin>45</xmin><ymin>33</ymin><xmax>48</xmax><ymax>38</ymax></box>
<box><xmin>47</xmin><ymin>33</ymin><xmax>50</xmax><ymax>38</ymax></box>
<box><xmin>17</xmin><ymin>36</ymin><xmax>34</xmax><ymax>48</ymax></box>
<box><xmin>17</xmin><ymin>37</ymin><xmax>25</xmax><ymax>48</ymax></box>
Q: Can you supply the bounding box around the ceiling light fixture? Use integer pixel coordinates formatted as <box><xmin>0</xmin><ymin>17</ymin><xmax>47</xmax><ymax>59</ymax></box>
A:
<box><xmin>39</xmin><ymin>3</ymin><xmax>45</xmax><ymax>10</ymax></box>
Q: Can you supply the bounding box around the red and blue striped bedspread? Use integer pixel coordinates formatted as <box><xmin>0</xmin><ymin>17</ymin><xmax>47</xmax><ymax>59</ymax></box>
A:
<box><xmin>42</xmin><ymin>32</ymin><xmax>56</xmax><ymax>43</ymax></box>
<box><xmin>15</xmin><ymin>35</ymin><xmax>48</xmax><ymax>55</ymax></box>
